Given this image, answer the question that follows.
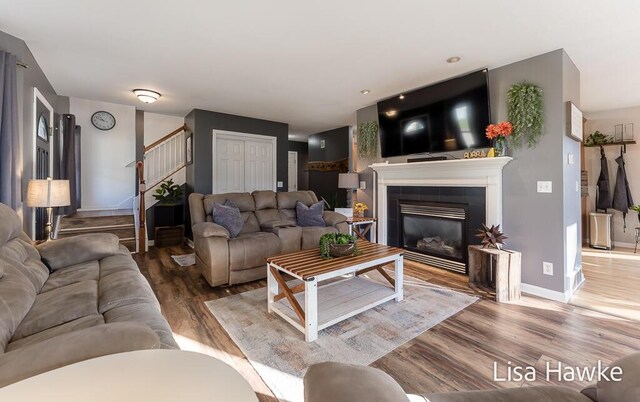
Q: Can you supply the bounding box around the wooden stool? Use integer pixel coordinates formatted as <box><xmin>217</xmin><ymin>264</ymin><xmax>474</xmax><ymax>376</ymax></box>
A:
<box><xmin>468</xmin><ymin>245</ymin><xmax>521</xmax><ymax>302</ymax></box>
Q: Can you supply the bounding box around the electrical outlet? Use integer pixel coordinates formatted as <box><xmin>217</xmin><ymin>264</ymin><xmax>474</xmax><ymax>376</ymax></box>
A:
<box><xmin>537</xmin><ymin>181</ymin><xmax>552</xmax><ymax>193</ymax></box>
<box><xmin>359</xmin><ymin>181</ymin><xmax>366</xmax><ymax>190</ymax></box>
<box><xmin>543</xmin><ymin>262</ymin><xmax>554</xmax><ymax>276</ymax></box>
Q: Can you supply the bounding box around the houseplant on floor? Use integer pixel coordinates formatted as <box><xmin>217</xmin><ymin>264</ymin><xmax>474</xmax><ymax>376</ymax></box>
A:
<box><xmin>320</xmin><ymin>233</ymin><xmax>360</xmax><ymax>259</ymax></box>
<box><xmin>153</xmin><ymin>179</ymin><xmax>185</xmax><ymax>246</ymax></box>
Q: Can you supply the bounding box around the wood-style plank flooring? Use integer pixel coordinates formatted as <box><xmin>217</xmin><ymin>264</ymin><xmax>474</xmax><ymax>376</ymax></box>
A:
<box><xmin>570</xmin><ymin>247</ymin><xmax>640</xmax><ymax>322</ymax></box>
<box><xmin>134</xmin><ymin>246</ymin><xmax>640</xmax><ymax>401</ymax></box>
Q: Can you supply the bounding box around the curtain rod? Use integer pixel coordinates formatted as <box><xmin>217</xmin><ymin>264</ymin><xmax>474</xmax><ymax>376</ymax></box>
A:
<box><xmin>17</xmin><ymin>61</ymin><xmax>29</xmax><ymax>69</ymax></box>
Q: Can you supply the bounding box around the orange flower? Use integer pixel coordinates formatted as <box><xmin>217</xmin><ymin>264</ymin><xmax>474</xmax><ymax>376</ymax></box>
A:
<box><xmin>486</xmin><ymin>121</ymin><xmax>512</xmax><ymax>139</ymax></box>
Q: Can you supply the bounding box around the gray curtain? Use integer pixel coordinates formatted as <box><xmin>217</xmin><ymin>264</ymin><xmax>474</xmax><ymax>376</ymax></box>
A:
<box><xmin>59</xmin><ymin>114</ymin><xmax>80</xmax><ymax>215</ymax></box>
<box><xmin>0</xmin><ymin>50</ymin><xmax>20</xmax><ymax>209</ymax></box>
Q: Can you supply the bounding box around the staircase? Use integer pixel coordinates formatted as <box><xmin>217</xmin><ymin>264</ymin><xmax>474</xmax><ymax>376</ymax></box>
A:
<box><xmin>57</xmin><ymin>210</ymin><xmax>137</xmax><ymax>252</ymax></box>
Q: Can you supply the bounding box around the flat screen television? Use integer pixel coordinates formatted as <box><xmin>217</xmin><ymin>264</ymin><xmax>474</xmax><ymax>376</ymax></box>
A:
<box><xmin>378</xmin><ymin>69</ymin><xmax>491</xmax><ymax>158</ymax></box>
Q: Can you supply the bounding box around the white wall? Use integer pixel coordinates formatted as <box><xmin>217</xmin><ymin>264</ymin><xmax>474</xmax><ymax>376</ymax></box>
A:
<box><xmin>144</xmin><ymin>112</ymin><xmax>183</xmax><ymax>145</ymax></box>
<box><xmin>70</xmin><ymin>97</ymin><xmax>136</xmax><ymax>210</ymax></box>
<box><xmin>585</xmin><ymin>106</ymin><xmax>640</xmax><ymax>246</ymax></box>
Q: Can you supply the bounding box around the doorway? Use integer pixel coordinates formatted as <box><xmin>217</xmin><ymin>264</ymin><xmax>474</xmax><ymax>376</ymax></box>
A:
<box><xmin>212</xmin><ymin>130</ymin><xmax>276</xmax><ymax>193</ymax></box>
<box><xmin>33</xmin><ymin>88</ymin><xmax>54</xmax><ymax>241</ymax></box>
<box><xmin>288</xmin><ymin>151</ymin><xmax>298</xmax><ymax>191</ymax></box>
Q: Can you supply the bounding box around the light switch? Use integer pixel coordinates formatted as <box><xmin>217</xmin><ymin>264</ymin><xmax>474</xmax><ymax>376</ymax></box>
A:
<box><xmin>359</xmin><ymin>181</ymin><xmax>366</xmax><ymax>190</ymax></box>
<box><xmin>568</xmin><ymin>153</ymin><xmax>575</xmax><ymax>165</ymax></box>
<box><xmin>537</xmin><ymin>181</ymin><xmax>552</xmax><ymax>193</ymax></box>
<box><xmin>277</xmin><ymin>181</ymin><xmax>283</xmax><ymax>188</ymax></box>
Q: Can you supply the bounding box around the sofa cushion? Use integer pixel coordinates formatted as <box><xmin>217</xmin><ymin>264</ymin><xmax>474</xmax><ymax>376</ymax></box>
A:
<box><xmin>104</xmin><ymin>303</ymin><xmax>178</xmax><ymax>349</ymax></box>
<box><xmin>255</xmin><ymin>208</ymin><xmax>285</xmax><ymax>226</ymax></box>
<box><xmin>592</xmin><ymin>352</ymin><xmax>640</xmax><ymax>402</ymax></box>
<box><xmin>296</xmin><ymin>201</ymin><xmax>326</xmax><ymax>227</ymax></box>
<box><xmin>0</xmin><ymin>264</ymin><xmax>38</xmax><ymax>352</ymax></box>
<box><xmin>228</xmin><ymin>232</ymin><xmax>281</xmax><ymax>271</ymax></box>
<box><xmin>212</xmin><ymin>202</ymin><xmax>244</xmax><ymax>238</ymax></box>
<box><xmin>37</xmin><ymin>234</ymin><xmax>121</xmax><ymax>271</ymax></box>
<box><xmin>277</xmin><ymin>190</ymin><xmax>317</xmax><ymax>210</ymax></box>
<box><xmin>204</xmin><ymin>193</ymin><xmax>255</xmax><ymax>214</ymax></box>
<box><xmin>2</xmin><ymin>238</ymin><xmax>49</xmax><ymax>292</ymax></box>
<box><xmin>0</xmin><ymin>203</ymin><xmax>22</xmax><ymax>245</ymax></box>
<box><xmin>40</xmin><ymin>260</ymin><xmax>100</xmax><ymax>293</ymax></box>
<box><xmin>98</xmin><ymin>250</ymin><xmax>143</xmax><ymax>279</ymax></box>
<box><xmin>253</xmin><ymin>190</ymin><xmax>277</xmax><ymax>210</ymax></box>
<box><xmin>302</xmin><ymin>226</ymin><xmax>338</xmax><ymax>250</ymax></box>
<box><xmin>12</xmin><ymin>280</ymin><xmax>98</xmax><ymax>340</ymax></box>
<box><xmin>6</xmin><ymin>314</ymin><xmax>105</xmax><ymax>352</ymax></box>
<box><xmin>98</xmin><ymin>270</ymin><xmax>160</xmax><ymax>314</ymax></box>
<box><xmin>239</xmin><ymin>212</ymin><xmax>261</xmax><ymax>234</ymax></box>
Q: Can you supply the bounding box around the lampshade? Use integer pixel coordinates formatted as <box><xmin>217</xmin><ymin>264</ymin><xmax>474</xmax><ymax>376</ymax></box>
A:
<box><xmin>26</xmin><ymin>179</ymin><xmax>70</xmax><ymax>207</ymax></box>
<box><xmin>338</xmin><ymin>173</ymin><xmax>359</xmax><ymax>189</ymax></box>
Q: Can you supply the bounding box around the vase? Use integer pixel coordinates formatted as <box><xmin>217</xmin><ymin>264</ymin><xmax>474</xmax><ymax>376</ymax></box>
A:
<box><xmin>355</xmin><ymin>211</ymin><xmax>365</xmax><ymax>218</ymax></box>
<box><xmin>493</xmin><ymin>137</ymin><xmax>507</xmax><ymax>157</ymax></box>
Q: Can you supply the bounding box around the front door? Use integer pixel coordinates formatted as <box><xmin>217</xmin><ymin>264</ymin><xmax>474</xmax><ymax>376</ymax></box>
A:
<box><xmin>34</xmin><ymin>89</ymin><xmax>54</xmax><ymax>240</ymax></box>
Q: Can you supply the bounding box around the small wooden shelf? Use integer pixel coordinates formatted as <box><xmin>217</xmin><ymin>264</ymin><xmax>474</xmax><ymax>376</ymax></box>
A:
<box><xmin>584</xmin><ymin>140</ymin><xmax>636</xmax><ymax>148</ymax></box>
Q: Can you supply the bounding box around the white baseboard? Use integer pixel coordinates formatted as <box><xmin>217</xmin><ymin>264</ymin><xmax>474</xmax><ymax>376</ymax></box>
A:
<box><xmin>614</xmin><ymin>241</ymin><xmax>636</xmax><ymax>249</ymax></box>
<box><xmin>521</xmin><ymin>283</ymin><xmax>569</xmax><ymax>303</ymax></box>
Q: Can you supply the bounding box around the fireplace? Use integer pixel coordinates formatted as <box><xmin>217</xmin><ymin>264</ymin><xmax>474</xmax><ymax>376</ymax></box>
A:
<box><xmin>385</xmin><ymin>186</ymin><xmax>485</xmax><ymax>274</ymax></box>
<box><xmin>400</xmin><ymin>202</ymin><xmax>467</xmax><ymax>272</ymax></box>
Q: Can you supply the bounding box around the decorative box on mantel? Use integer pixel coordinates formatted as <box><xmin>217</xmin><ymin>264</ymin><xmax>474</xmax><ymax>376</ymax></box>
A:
<box><xmin>370</xmin><ymin>157</ymin><xmax>513</xmax><ymax>247</ymax></box>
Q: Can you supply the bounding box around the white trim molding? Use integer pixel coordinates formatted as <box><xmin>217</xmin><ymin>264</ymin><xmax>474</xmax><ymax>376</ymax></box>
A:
<box><xmin>370</xmin><ymin>157</ymin><xmax>513</xmax><ymax>245</ymax></box>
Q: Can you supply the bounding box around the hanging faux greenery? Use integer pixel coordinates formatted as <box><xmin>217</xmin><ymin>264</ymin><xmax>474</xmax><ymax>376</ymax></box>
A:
<box><xmin>358</xmin><ymin>121</ymin><xmax>378</xmax><ymax>159</ymax></box>
<box><xmin>507</xmin><ymin>81</ymin><xmax>544</xmax><ymax>148</ymax></box>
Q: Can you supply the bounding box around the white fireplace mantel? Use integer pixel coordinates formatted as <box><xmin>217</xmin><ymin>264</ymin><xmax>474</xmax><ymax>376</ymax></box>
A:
<box><xmin>370</xmin><ymin>157</ymin><xmax>512</xmax><ymax>245</ymax></box>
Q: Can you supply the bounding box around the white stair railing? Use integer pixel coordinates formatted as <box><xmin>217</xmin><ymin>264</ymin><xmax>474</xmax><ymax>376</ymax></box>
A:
<box><xmin>144</xmin><ymin>125</ymin><xmax>187</xmax><ymax>189</ymax></box>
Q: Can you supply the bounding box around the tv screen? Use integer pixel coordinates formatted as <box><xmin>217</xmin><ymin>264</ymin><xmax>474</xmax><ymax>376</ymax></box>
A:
<box><xmin>378</xmin><ymin>70</ymin><xmax>491</xmax><ymax>158</ymax></box>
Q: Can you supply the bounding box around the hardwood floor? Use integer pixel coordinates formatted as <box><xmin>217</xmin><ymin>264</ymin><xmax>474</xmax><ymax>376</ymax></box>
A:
<box><xmin>570</xmin><ymin>247</ymin><xmax>640</xmax><ymax>322</ymax></box>
<box><xmin>134</xmin><ymin>246</ymin><xmax>640</xmax><ymax>401</ymax></box>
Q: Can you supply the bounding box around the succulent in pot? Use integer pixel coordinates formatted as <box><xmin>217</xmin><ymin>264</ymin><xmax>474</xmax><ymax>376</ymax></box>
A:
<box><xmin>319</xmin><ymin>233</ymin><xmax>359</xmax><ymax>259</ymax></box>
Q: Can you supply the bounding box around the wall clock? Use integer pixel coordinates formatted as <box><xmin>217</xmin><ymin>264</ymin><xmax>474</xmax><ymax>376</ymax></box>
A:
<box><xmin>37</xmin><ymin>113</ymin><xmax>49</xmax><ymax>142</ymax></box>
<box><xmin>91</xmin><ymin>111</ymin><xmax>116</xmax><ymax>131</ymax></box>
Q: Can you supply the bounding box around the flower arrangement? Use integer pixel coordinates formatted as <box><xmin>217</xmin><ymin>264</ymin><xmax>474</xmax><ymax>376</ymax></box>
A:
<box><xmin>486</xmin><ymin>122</ymin><xmax>512</xmax><ymax>157</ymax></box>
<box><xmin>485</xmin><ymin>121</ymin><xmax>513</xmax><ymax>140</ymax></box>
<box><xmin>353</xmin><ymin>202</ymin><xmax>368</xmax><ymax>217</ymax></box>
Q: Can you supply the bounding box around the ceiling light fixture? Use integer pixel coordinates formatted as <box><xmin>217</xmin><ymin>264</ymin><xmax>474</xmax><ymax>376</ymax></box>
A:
<box><xmin>446</xmin><ymin>56</ymin><xmax>461</xmax><ymax>64</ymax></box>
<box><xmin>399</xmin><ymin>94</ymin><xmax>405</xmax><ymax>100</ymax></box>
<box><xmin>360</xmin><ymin>89</ymin><xmax>370</xmax><ymax>95</ymax></box>
<box><xmin>133</xmin><ymin>89</ymin><xmax>161</xmax><ymax>104</ymax></box>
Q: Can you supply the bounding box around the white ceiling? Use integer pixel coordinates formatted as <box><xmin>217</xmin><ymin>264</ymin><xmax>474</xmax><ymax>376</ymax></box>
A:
<box><xmin>2</xmin><ymin>0</ymin><xmax>640</xmax><ymax>140</ymax></box>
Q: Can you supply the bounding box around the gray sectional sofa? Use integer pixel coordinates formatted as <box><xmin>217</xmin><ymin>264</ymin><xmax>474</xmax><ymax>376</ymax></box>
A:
<box><xmin>304</xmin><ymin>353</ymin><xmax>640</xmax><ymax>402</ymax></box>
<box><xmin>0</xmin><ymin>202</ymin><xmax>177</xmax><ymax>387</ymax></box>
<box><xmin>189</xmin><ymin>190</ymin><xmax>349</xmax><ymax>287</ymax></box>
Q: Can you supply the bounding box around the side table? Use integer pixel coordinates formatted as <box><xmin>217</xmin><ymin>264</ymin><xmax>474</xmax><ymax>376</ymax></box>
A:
<box><xmin>347</xmin><ymin>217</ymin><xmax>377</xmax><ymax>242</ymax></box>
<box><xmin>468</xmin><ymin>245</ymin><xmax>521</xmax><ymax>302</ymax></box>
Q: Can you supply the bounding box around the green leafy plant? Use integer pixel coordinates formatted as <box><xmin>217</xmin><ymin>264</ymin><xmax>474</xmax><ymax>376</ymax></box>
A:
<box><xmin>152</xmin><ymin>179</ymin><xmax>183</xmax><ymax>205</ymax></box>
<box><xmin>584</xmin><ymin>131</ymin><xmax>614</xmax><ymax>146</ymax></box>
<box><xmin>358</xmin><ymin>121</ymin><xmax>378</xmax><ymax>159</ymax></box>
<box><xmin>321</xmin><ymin>193</ymin><xmax>341</xmax><ymax>210</ymax></box>
<box><xmin>507</xmin><ymin>82</ymin><xmax>544</xmax><ymax>148</ymax></box>
<box><xmin>319</xmin><ymin>232</ymin><xmax>359</xmax><ymax>259</ymax></box>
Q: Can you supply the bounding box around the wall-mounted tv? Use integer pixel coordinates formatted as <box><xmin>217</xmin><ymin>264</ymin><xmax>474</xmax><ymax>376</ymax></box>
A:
<box><xmin>378</xmin><ymin>69</ymin><xmax>491</xmax><ymax>158</ymax></box>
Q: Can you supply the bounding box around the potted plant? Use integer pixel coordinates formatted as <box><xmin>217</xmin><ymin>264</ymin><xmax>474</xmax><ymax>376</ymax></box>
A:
<box><xmin>153</xmin><ymin>179</ymin><xmax>184</xmax><ymax>228</ymax></box>
<box><xmin>319</xmin><ymin>233</ymin><xmax>360</xmax><ymax>259</ymax></box>
<box><xmin>485</xmin><ymin>122</ymin><xmax>513</xmax><ymax>157</ymax></box>
<box><xmin>353</xmin><ymin>202</ymin><xmax>368</xmax><ymax>218</ymax></box>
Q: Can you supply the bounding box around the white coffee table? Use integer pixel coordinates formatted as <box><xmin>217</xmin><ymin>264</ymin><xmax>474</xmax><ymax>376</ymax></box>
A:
<box><xmin>266</xmin><ymin>241</ymin><xmax>404</xmax><ymax>342</ymax></box>
<box><xmin>0</xmin><ymin>349</ymin><xmax>258</xmax><ymax>402</ymax></box>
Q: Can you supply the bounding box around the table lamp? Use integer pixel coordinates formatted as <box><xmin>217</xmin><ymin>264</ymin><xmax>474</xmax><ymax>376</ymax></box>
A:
<box><xmin>338</xmin><ymin>172</ymin><xmax>359</xmax><ymax>207</ymax></box>
<box><xmin>26</xmin><ymin>178</ymin><xmax>70</xmax><ymax>240</ymax></box>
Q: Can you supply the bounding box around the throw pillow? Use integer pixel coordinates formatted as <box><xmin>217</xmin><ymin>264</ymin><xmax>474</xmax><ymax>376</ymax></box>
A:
<box><xmin>296</xmin><ymin>201</ymin><xmax>325</xmax><ymax>227</ymax></box>
<box><xmin>212</xmin><ymin>202</ymin><xmax>244</xmax><ymax>237</ymax></box>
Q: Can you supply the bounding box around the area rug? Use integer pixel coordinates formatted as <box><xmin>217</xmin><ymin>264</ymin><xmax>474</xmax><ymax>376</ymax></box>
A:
<box><xmin>205</xmin><ymin>271</ymin><xmax>477</xmax><ymax>402</ymax></box>
<box><xmin>171</xmin><ymin>253</ymin><xmax>195</xmax><ymax>267</ymax></box>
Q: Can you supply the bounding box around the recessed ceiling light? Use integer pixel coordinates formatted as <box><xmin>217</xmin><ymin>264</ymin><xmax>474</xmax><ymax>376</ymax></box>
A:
<box><xmin>399</xmin><ymin>94</ymin><xmax>405</xmax><ymax>100</ymax></box>
<box><xmin>133</xmin><ymin>89</ymin><xmax>161</xmax><ymax>103</ymax></box>
<box><xmin>360</xmin><ymin>89</ymin><xmax>370</xmax><ymax>95</ymax></box>
<box><xmin>385</xmin><ymin>110</ymin><xmax>398</xmax><ymax>117</ymax></box>
<box><xmin>446</xmin><ymin>56</ymin><xmax>461</xmax><ymax>64</ymax></box>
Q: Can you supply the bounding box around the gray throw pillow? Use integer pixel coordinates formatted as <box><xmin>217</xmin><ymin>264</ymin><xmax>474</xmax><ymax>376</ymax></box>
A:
<box><xmin>212</xmin><ymin>201</ymin><xmax>243</xmax><ymax>237</ymax></box>
<box><xmin>296</xmin><ymin>201</ymin><xmax>325</xmax><ymax>227</ymax></box>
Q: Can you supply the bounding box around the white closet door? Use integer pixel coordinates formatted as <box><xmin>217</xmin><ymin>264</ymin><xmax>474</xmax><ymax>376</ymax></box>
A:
<box><xmin>215</xmin><ymin>138</ymin><xmax>245</xmax><ymax>193</ymax></box>
<box><xmin>245</xmin><ymin>140</ymin><xmax>274</xmax><ymax>192</ymax></box>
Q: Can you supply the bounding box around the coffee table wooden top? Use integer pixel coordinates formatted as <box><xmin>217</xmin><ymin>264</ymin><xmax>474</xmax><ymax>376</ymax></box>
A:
<box><xmin>266</xmin><ymin>241</ymin><xmax>403</xmax><ymax>280</ymax></box>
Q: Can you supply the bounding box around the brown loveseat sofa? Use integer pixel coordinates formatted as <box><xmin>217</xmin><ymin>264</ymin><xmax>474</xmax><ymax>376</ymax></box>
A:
<box><xmin>189</xmin><ymin>190</ymin><xmax>348</xmax><ymax>287</ymax></box>
<box><xmin>0</xmin><ymin>202</ymin><xmax>178</xmax><ymax>387</ymax></box>
<box><xmin>304</xmin><ymin>353</ymin><xmax>640</xmax><ymax>402</ymax></box>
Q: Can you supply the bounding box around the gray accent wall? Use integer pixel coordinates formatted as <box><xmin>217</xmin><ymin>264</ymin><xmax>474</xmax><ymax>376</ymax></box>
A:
<box><xmin>356</xmin><ymin>49</ymin><xmax>581</xmax><ymax>296</ymax></box>
<box><xmin>308</xmin><ymin>126</ymin><xmax>350</xmax><ymax>208</ymax></box>
<box><xmin>184</xmin><ymin>108</ymin><xmax>289</xmax><ymax>195</ymax></box>
<box><xmin>0</xmin><ymin>29</ymin><xmax>66</xmax><ymax>237</ymax></box>
<box><xmin>288</xmin><ymin>141</ymin><xmax>309</xmax><ymax>190</ymax></box>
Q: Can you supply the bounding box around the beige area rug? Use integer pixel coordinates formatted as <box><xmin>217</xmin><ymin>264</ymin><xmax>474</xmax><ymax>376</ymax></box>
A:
<box><xmin>205</xmin><ymin>271</ymin><xmax>477</xmax><ymax>402</ymax></box>
<box><xmin>171</xmin><ymin>253</ymin><xmax>195</xmax><ymax>267</ymax></box>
